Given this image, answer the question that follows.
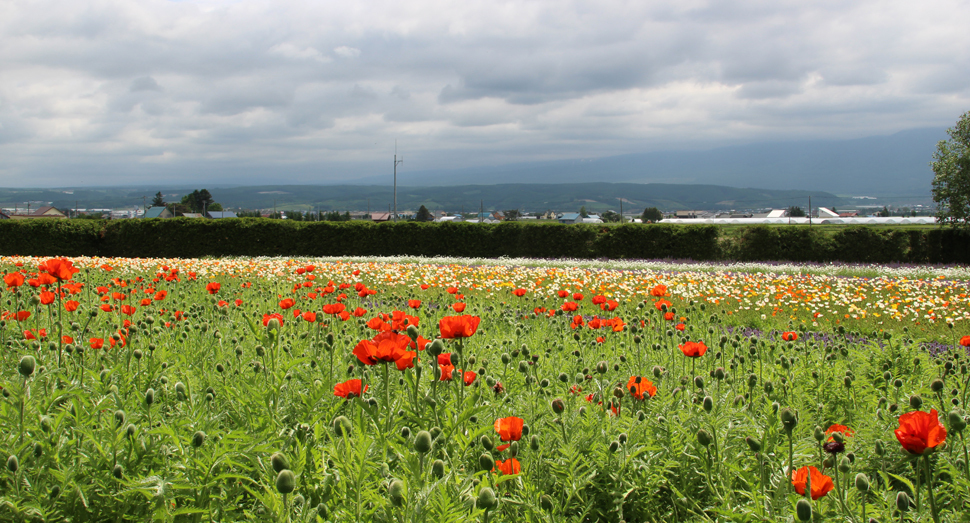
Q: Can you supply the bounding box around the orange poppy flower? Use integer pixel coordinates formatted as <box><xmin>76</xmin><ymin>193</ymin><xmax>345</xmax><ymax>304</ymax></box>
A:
<box><xmin>100</xmin><ymin>304</ymin><xmax>113</xmax><ymax>312</ymax></box>
<box><xmin>39</xmin><ymin>291</ymin><xmax>56</xmax><ymax>305</ymax></box>
<box><xmin>650</xmin><ymin>284</ymin><xmax>667</xmax><ymax>297</ymax></box>
<box><xmin>654</xmin><ymin>299</ymin><xmax>672</xmax><ymax>311</ymax></box>
<box><xmin>62</xmin><ymin>335</ymin><xmax>73</xmax><ymax>344</ymax></box>
<box><xmin>353</xmin><ymin>331</ymin><xmax>415</xmax><ymax>368</ymax></box>
<box><xmin>334</xmin><ymin>379</ymin><xmax>368</xmax><ymax>399</ymax></box>
<box><xmin>140</xmin><ymin>298</ymin><xmax>152</xmax><ymax>306</ymax></box>
<box><xmin>351</xmin><ymin>307</ymin><xmax>367</xmax><ymax>317</ymax></box>
<box><xmin>234</xmin><ymin>299</ymin><xmax>243</xmax><ymax>307</ymax></box>
<box><xmin>572</xmin><ymin>293</ymin><xmax>584</xmax><ymax>301</ymax></box>
<box><xmin>512</xmin><ymin>288</ymin><xmax>527</xmax><ymax>297</ymax></box>
<box><xmin>408</xmin><ymin>299</ymin><xmax>422</xmax><ymax>309</ymax></box>
<box><xmin>89</xmin><ymin>338</ymin><xmax>105</xmax><ymax>349</ymax></box>
<box><xmin>154</xmin><ymin>290</ymin><xmax>167</xmax><ymax>301</ymax></box>
<box><xmin>279</xmin><ymin>298</ymin><xmax>296</xmax><ymax>309</ymax></box>
<box><xmin>64</xmin><ymin>300</ymin><xmax>79</xmax><ymax>312</ymax></box>
<box><xmin>206</xmin><ymin>282</ymin><xmax>221</xmax><ymax>294</ymax></box>
<box><xmin>679</xmin><ymin>341</ymin><xmax>708</xmax><ymax>358</ymax></box>
<box><xmin>262</xmin><ymin>313</ymin><xmax>285</xmax><ymax>327</ymax></box>
<box><xmin>825</xmin><ymin>424</ymin><xmax>855</xmax><ymax>440</ymax></box>
<box><xmin>791</xmin><ymin>466</ymin><xmax>834</xmax><ymax>500</ymax></box>
<box><xmin>323</xmin><ymin>303</ymin><xmax>346</xmax><ymax>315</ymax></box>
<box><xmin>600</xmin><ymin>300</ymin><xmax>619</xmax><ymax>312</ymax></box>
<box><xmin>439</xmin><ymin>315</ymin><xmax>481</xmax><ymax>339</ymax></box>
<box><xmin>592</xmin><ymin>295</ymin><xmax>606</xmax><ymax>305</ymax></box>
<box><xmin>446</xmin><ymin>287</ymin><xmax>458</xmax><ymax>294</ymax></box>
<box><xmin>44</xmin><ymin>258</ymin><xmax>79</xmax><ymax>281</ymax></box>
<box><xmin>561</xmin><ymin>302</ymin><xmax>578</xmax><ymax>312</ymax></box>
<box><xmin>781</xmin><ymin>331</ymin><xmax>798</xmax><ymax>341</ymax></box>
<box><xmin>961</xmin><ymin>336</ymin><xmax>970</xmax><ymax>347</ymax></box>
<box><xmin>462</xmin><ymin>370</ymin><xmax>477</xmax><ymax>386</ymax></box>
<box><xmin>453</xmin><ymin>302</ymin><xmax>466</xmax><ymax>313</ymax></box>
<box><xmin>626</xmin><ymin>376</ymin><xmax>657</xmax><ymax>399</ymax></box>
<box><xmin>557</xmin><ymin>290</ymin><xmax>569</xmax><ymax>298</ymax></box>
<box><xmin>494</xmin><ymin>416</ymin><xmax>524</xmax><ymax>442</ymax></box>
<box><xmin>302</xmin><ymin>311</ymin><xmax>317</xmax><ymax>322</ymax></box>
<box><xmin>439</xmin><ymin>363</ymin><xmax>455</xmax><ymax>381</ymax></box>
<box><xmin>24</xmin><ymin>329</ymin><xmax>47</xmax><ymax>340</ymax></box>
<box><xmin>410</xmin><ymin>336</ymin><xmax>431</xmax><ymax>351</ymax></box>
<box><xmin>675</xmin><ymin>323</ymin><xmax>685</xmax><ymax>331</ymax></box>
<box><xmin>3</xmin><ymin>273</ymin><xmax>24</xmax><ymax>288</ymax></box>
<box><xmin>895</xmin><ymin>409</ymin><xmax>947</xmax><ymax>455</ymax></box>
<box><xmin>120</xmin><ymin>305</ymin><xmax>136</xmax><ymax>316</ymax></box>
<box><xmin>494</xmin><ymin>458</ymin><xmax>521</xmax><ymax>475</ymax></box>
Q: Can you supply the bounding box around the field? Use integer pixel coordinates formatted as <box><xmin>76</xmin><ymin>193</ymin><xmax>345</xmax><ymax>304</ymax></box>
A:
<box><xmin>1</xmin><ymin>255</ymin><xmax>968</xmax><ymax>522</ymax></box>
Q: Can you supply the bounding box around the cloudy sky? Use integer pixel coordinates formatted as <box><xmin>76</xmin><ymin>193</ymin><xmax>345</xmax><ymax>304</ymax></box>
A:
<box><xmin>1</xmin><ymin>0</ymin><xmax>969</xmax><ymax>187</ymax></box>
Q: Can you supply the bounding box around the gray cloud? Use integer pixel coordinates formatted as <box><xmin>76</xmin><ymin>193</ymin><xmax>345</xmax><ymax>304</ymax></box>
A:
<box><xmin>0</xmin><ymin>0</ymin><xmax>968</xmax><ymax>187</ymax></box>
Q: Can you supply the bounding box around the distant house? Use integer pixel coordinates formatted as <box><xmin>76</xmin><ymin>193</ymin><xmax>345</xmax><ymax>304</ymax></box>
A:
<box><xmin>674</xmin><ymin>210</ymin><xmax>700</xmax><ymax>219</ymax></box>
<box><xmin>558</xmin><ymin>213</ymin><xmax>582</xmax><ymax>224</ymax></box>
<box><xmin>371</xmin><ymin>212</ymin><xmax>392</xmax><ymax>222</ymax></box>
<box><xmin>0</xmin><ymin>212</ymin><xmax>9</xmax><ymax>220</ymax></box>
<box><xmin>817</xmin><ymin>207</ymin><xmax>840</xmax><ymax>218</ymax></box>
<box><xmin>180</xmin><ymin>213</ymin><xmax>205</xmax><ymax>219</ymax></box>
<box><xmin>436</xmin><ymin>216</ymin><xmax>463</xmax><ymax>223</ymax></box>
<box><xmin>8</xmin><ymin>206</ymin><xmax>67</xmax><ymax>220</ymax></box>
<box><xmin>143</xmin><ymin>206</ymin><xmax>174</xmax><ymax>219</ymax></box>
<box><xmin>208</xmin><ymin>211</ymin><xmax>238</xmax><ymax>219</ymax></box>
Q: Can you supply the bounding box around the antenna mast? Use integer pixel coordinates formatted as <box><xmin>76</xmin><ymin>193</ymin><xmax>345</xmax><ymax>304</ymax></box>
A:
<box><xmin>393</xmin><ymin>141</ymin><xmax>404</xmax><ymax>222</ymax></box>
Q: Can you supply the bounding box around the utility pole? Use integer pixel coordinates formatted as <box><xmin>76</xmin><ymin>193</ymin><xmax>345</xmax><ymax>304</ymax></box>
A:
<box><xmin>480</xmin><ymin>200</ymin><xmax>484</xmax><ymax>223</ymax></box>
<box><xmin>808</xmin><ymin>196</ymin><xmax>812</xmax><ymax>226</ymax></box>
<box><xmin>619</xmin><ymin>198</ymin><xmax>623</xmax><ymax>223</ymax></box>
<box><xmin>393</xmin><ymin>141</ymin><xmax>403</xmax><ymax>222</ymax></box>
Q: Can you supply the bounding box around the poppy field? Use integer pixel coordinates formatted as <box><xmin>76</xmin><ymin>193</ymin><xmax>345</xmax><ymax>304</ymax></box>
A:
<box><xmin>2</xmin><ymin>254</ymin><xmax>969</xmax><ymax>522</ymax></box>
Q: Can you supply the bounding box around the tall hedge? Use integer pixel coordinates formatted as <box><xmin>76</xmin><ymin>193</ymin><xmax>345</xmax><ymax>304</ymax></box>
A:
<box><xmin>2</xmin><ymin>219</ymin><xmax>969</xmax><ymax>264</ymax></box>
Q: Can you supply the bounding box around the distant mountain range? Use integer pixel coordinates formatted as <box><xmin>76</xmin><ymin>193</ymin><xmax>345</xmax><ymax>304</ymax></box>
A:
<box><xmin>355</xmin><ymin>127</ymin><xmax>943</xmax><ymax>197</ymax></box>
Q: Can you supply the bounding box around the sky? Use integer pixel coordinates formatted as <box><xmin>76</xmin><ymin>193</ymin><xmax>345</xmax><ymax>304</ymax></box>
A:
<box><xmin>1</xmin><ymin>0</ymin><xmax>969</xmax><ymax>187</ymax></box>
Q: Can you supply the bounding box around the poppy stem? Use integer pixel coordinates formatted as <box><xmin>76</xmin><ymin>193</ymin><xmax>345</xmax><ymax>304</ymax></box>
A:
<box><xmin>924</xmin><ymin>455</ymin><xmax>940</xmax><ymax>523</ymax></box>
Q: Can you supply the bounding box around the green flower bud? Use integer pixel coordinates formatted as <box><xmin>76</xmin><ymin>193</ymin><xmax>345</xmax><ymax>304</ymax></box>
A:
<box><xmin>895</xmin><ymin>491</ymin><xmax>911</xmax><ymax>512</ymax></box>
<box><xmin>931</xmin><ymin>379</ymin><xmax>944</xmax><ymax>393</ymax></box>
<box><xmin>813</xmin><ymin>426</ymin><xmax>824</xmax><ymax>442</ymax></box>
<box><xmin>697</xmin><ymin>429</ymin><xmax>712</xmax><ymax>447</ymax></box>
<box><xmin>949</xmin><ymin>410</ymin><xmax>967</xmax><ymax>433</ymax></box>
<box><xmin>175</xmin><ymin>382</ymin><xmax>187</xmax><ymax>401</ymax></box>
<box><xmin>703</xmin><ymin>396</ymin><xmax>713</xmax><ymax>413</ymax></box>
<box><xmin>145</xmin><ymin>388</ymin><xmax>154</xmax><ymax>406</ymax></box>
<box><xmin>6</xmin><ymin>455</ymin><xmax>17</xmax><ymax>473</ymax></box>
<box><xmin>795</xmin><ymin>499</ymin><xmax>812</xmax><ymax>522</ymax></box>
<box><xmin>428</xmin><ymin>339</ymin><xmax>444</xmax><ymax>356</ymax></box>
<box><xmin>540</xmin><ymin>494</ymin><xmax>554</xmax><ymax>511</ymax></box>
<box><xmin>854</xmin><ymin>473</ymin><xmax>869</xmax><ymax>492</ymax></box>
<box><xmin>508</xmin><ymin>441</ymin><xmax>519</xmax><ymax>458</ymax></box>
<box><xmin>192</xmin><ymin>431</ymin><xmax>205</xmax><ymax>448</ymax></box>
<box><xmin>18</xmin><ymin>355</ymin><xmax>35</xmax><ymax>378</ymax></box>
<box><xmin>552</xmin><ymin>398</ymin><xmax>565</xmax><ymax>414</ymax></box>
<box><xmin>745</xmin><ymin>437</ymin><xmax>762</xmax><ymax>453</ymax></box>
<box><xmin>530</xmin><ymin>435</ymin><xmax>539</xmax><ymax>451</ymax></box>
<box><xmin>333</xmin><ymin>416</ymin><xmax>352</xmax><ymax>437</ymax></box>
<box><xmin>479</xmin><ymin>453</ymin><xmax>494</xmax><ymax>472</ymax></box>
<box><xmin>414</xmin><ymin>431</ymin><xmax>432</xmax><ymax>454</ymax></box>
<box><xmin>431</xmin><ymin>459</ymin><xmax>445</xmax><ymax>478</ymax></box>
<box><xmin>114</xmin><ymin>410</ymin><xmax>126</xmax><ymax>427</ymax></box>
<box><xmin>271</xmin><ymin>453</ymin><xmax>289</xmax><ymax>473</ymax></box>
<box><xmin>910</xmin><ymin>395</ymin><xmax>923</xmax><ymax>409</ymax></box>
<box><xmin>838</xmin><ymin>456</ymin><xmax>851</xmax><ymax>473</ymax></box>
<box><xmin>694</xmin><ymin>376</ymin><xmax>705</xmax><ymax>390</ymax></box>
<box><xmin>276</xmin><ymin>470</ymin><xmax>295</xmax><ymax>494</ymax></box>
<box><xmin>476</xmin><ymin>488</ymin><xmax>498</xmax><ymax>511</ymax></box>
<box><xmin>112</xmin><ymin>464</ymin><xmax>123</xmax><ymax>479</ymax></box>
<box><xmin>388</xmin><ymin>479</ymin><xmax>405</xmax><ymax>507</ymax></box>
<box><xmin>780</xmin><ymin>407</ymin><xmax>797</xmax><ymax>433</ymax></box>
<box><xmin>874</xmin><ymin>440</ymin><xmax>885</xmax><ymax>456</ymax></box>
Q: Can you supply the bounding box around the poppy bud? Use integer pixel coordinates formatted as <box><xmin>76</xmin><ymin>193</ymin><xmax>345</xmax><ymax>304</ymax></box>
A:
<box><xmin>764</xmin><ymin>381</ymin><xmax>773</xmax><ymax>394</ymax></box>
<box><xmin>745</xmin><ymin>437</ymin><xmax>761</xmax><ymax>452</ymax></box>
<box><xmin>276</xmin><ymin>470</ymin><xmax>295</xmax><ymax>494</ymax></box>
<box><xmin>949</xmin><ymin>410</ymin><xmax>967</xmax><ymax>432</ymax></box>
<box><xmin>114</xmin><ymin>410</ymin><xmax>126</xmax><ymax>427</ymax></box>
<box><xmin>613</xmin><ymin>387</ymin><xmax>625</xmax><ymax>399</ymax></box>
<box><xmin>551</xmin><ymin>399</ymin><xmax>565</xmax><ymax>414</ymax></box>
<box><xmin>333</xmin><ymin>416</ymin><xmax>352</xmax><ymax>437</ymax></box>
<box><xmin>175</xmin><ymin>382</ymin><xmax>187</xmax><ymax>401</ymax></box>
<box><xmin>428</xmin><ymin>339</ymin><xmax>444</xmax><ymax>356</ymax></box>
<box><xmin>192</xmin><ymin>431</ymin><xmax>206</xmax><ymax>448</ymax></box>
<box><xmin>714</xmin><ymin>367</ymin><xmax>725</xmax><ymax>381</ymax></box>
<box><xmin>895</xmin><ymin>491</ymin><xmax>911</xmax><ymax>512</ymax></box>
<box><xmin>50</xmin><ymin>485</ymin><xmax>60</xmax><ymax>499</ymax></box>
<box><xmin>931</xmin><ymin>379</ymin><xmax>944</xmax><ymax>393</ymax></box>
<box><xmin>747</xmin><ymin>374</ymin><xmax>757</xmax><ymax>388</ymax></box>
<box><xmin>388</xmin><ymin>479</ymin><xmax>405</xmax><ymax>506</ymax></box>
<box><xmin>414</xmin><ymin>431</ymin><xmax>432</xmax><ymax>454</ymax></box>
<box><xmin>653</xmin><ymin>366</ymin><xmax>663</xmax><ymax>378</ymax></box>
<box><xmin>795</xmin><ymin>499</ymin><xmax>812</xmax><ymax>522</ymax></box>
<box><xmin>40</xmin><ymin>416</ymin><xmax>51</xmax><ymax>433</ymax></box>
<box><xmin>112</xmin><ymin>464</ymin><xmax>123</xmax><ymax>479</ymax></box>
<box><xmin>697</xmin><ymin>429</ymin><xmax>712</xmax><ymax>447</ymax></box>
<box><xmin>477</xmin><ymin>487</ymin><xmax>498</xmax><ymax>511</ymax></box>
<box><xmin>406</xmin><ymin>325</ymin><xmax>419</xmax><ymax>341</ymax></box>
<box><xmin>271</xmin><ymin>453</ymin><xmax>289</xmax><ymax>473</ymax></box>
<box><xmin>540</xmin><ymin>494</ymin><xmax>554</xmax><ymax>511</ymax></box>
<box><xmin>479</xmin><ymin>453</ymin><xmax>494</xmax><ymax>472</ymax></box>
<box><xmin>6</xmin><ymin>455</ymin><xmax>18</xmax><ymax>473</ymax></box>
<box><xmin>618</xmin><ymin>432</ymin><xmax>628</xmax><ymax>444</ymax></box>
<box><xmin>145</xmin><ymin>388</ymin><xmax>154</xmax><ymax>406</ymax></box>
<box><xmin>432</xmin><ymin>459</ymin><xmax>445</xmax><ymax>478</ymax></box>
<box><xmin>508</xmin><ymin>441</ymin><xmax>519</xmax><ymax>458</ymax></box>
<box><xmin>694</xmin><ymin>376</ymin><xmax>704</xmax><ymax>390</ymax></box>
<box><xmin>430</xmin><ymin>427</ymin><xmax>442</xmax><ymax>440</ymax></box>
<box><xmin>855</xmin><ymin>473</ymin><xmax>869</xmax><ymax>492</ymax></box>
<box><xmin>874</xmin><ymin>440</ymin><xmax>885</xmax><ymax>456</ymax></box>
<box><xmin>126</xmin><ymin>424</ymin><xmax>136</xmax><ymax>438</ymax></box>
<box><xmin>831</xmin><ymin>431</ymin><xmax>844</xmax><ymax>444</ymax></box>
<box><xmin>909</xmin><ymin>395</ymin><xmax>922</xmax><ymax>409</ymax></box>
<box><xmin>780</xmin><ymin>407</ymin><xmax>797</xmax><ymax>433</ymax></box>
<box><xmin>838</xmin><ymin>456</ymin><xmax>851</xmax><ymax>473</ymax></box>
<box><xmin>813</xmin><ymin>426</ymin><xmax>824</xmax><ymax>442</ymax></box>
<box><xmin>822</xmin><ymin>456</ymin><xmax>835</xmax><ymax>469</ymax></box>
<box><xmin>18</xmin><ymin>356</ymin><xmax>35</xmax><ymax>378</ymax></box>
<box><xmin>530</xmin><ymin>435</ymin><xmax>539</xmax><ymax>451</ymax></box>
<box><xmin>609</xmin><ymin>440</ymin><xmax>620</xmax><ymax>453</ymax></box>
<box><xmin>702</xmin><ymin>396</ymin><xmax>713</xmax><ymax>413</ymax></box>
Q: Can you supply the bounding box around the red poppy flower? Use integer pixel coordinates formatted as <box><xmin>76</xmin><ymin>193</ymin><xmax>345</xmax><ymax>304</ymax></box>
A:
<box><xmin>895</xmin><ymin>409</ymin><xmax>947</xmax><ymax>455</ymax></box>
<box><xmin>591</xmin><ymin>295</ymin><xmax>606</xmax><ymax>305</ymax></box>
<box><xmin>420</xmin><ymin>284</ymin><xmax>430</xmax><ymax>290</ymax></box>
<box><xmin>439</xmin><ymin>363</ymin><xmax>455</xmax><ymax>381</ymax></box>
<box><xmin>462</xmin><ymin>370</ymin><xmax>477</xmax><ymax>386</ymax></box>
<box><xmin>44</xmin><ymin>258</ymin><xmax>79</xmax><ymax>281</ymax></box>
<box><xmin>627</xmin><ymin>376</ymin><xmax>657</xmax><ymax>399</ymax></box>
<box><xmin>512</xmin><ymin>288</ymin><xmax>527</xmax><ymax>297</ymax></box>
<box><xmin>557</xmin><ymin>290</ymin><xmax>569</xmax><ymax>298</ymax></box>
<box><xmin>561</xmin><ymin>302</ymin><xmax>578</xmax><ymax>312</ymax></box>
<box><xmin>353</xmin><ymin>331</ymin><xmax>415</xmax><ymax>368</ymax></box>
<box><xmin>3</xmin><ymin>273</ymin><xmax>24</xmax><ymax>288</ymax></box>
<box><xmin>572</xmin><ymin>292</ymin><xmax>584</xmax><ymax>301</ymax></box>
<box><xmin>154</xmin><ymin>290</ymin><xmax>167</xmax><ymax>301</ymax></box>
<box><xmin>654</xmin><ymin>299</ymin><xmax>672</xmax><ymax>311</ymax></box>
<box><xmin>439</xmin><ymin>315</ymin><xmax>481</xmax><ymax>339</ymax></box>
<box><xmin>392</xmin><ymin>311</ymin><xmax>419</xmax><ymax>331</ymax></box>
<box><xmin>679</xmin><ymin>341</ymin><xmax>708</xmax><ymax>358</ymax></box>
<box><xmin>595</xmin><ymin>336</ymin><xmax>605</xmax><ymax>343</ymax></box>
<box><xmin>217</xmin><ymin>300</ymin><xmax>228</xmax><ymax>307</ymax></box>
<box><xmin>323</xmin><ymin>303</ymin><xmax>346</xmax><ymax>315</ymax></box>
<box><xmin>234</xmin><ymin>299</ymin><xmax>243</xmax><ymax>306</ymax></box>
<box><xmin>206</xmin><ymin>282</ymin><xmax>221</xmax><ymax>294</ymax></box>
<box><xmin>39</xmin><ymin>291</ymin><xmax>56</xmax><ymax>305</ymax></box>
<box><xmin>825</xmin><ymin>424</ymin><xmax>855</xmax><ymax>441</ymax></box>
<box><xmin>262</xmin><ymin>313</ymin><xmax>285</xmax><ymax>327</ymax></box>
<box><xmin>791</xmin><ymin>466</ymin><xmax>834</xmax><ymax>500</ymax></box>
<box><xmin>89</xmin><ymin>338</ymin><xmax>105</xmax><ymax>349</ymax></box>
<box><xmin>600</xmin><ymin>300</ymin><xmax>619</xmax><ymax>312</ymax></box>
<box><xmin>494</xmin><ymin>458</ymin><xmax>521</xmax><ymax>475</ymax></box>
<box><xmin>961</xmin><ymin>336</ymin><xmax>970</xmax><ymax>347</ymax></box>
<box><xmin>452</xmin><ymin>302</ymin><xmax>466</xmax><ymax>312</ymax></box>
<box><xmin>279</xmin><ymin>298</ymin><xmax>296</xmax><ymax>310</ymax></box>
<box><xmin>410</xmin><ymin>336</ymin><xmax>431</xmax><ymax>351</ymax></box>
<box><xmin>64</xmin><ymin>300</ymin><xmax>79</xmax><ymax>312</ymax></box>
<box><xmin>446</xmin><ymin>286</ymin><xmax>458</xmax><ymax>294</ymax></box>
<box><xmin>120</xmin><ymin>305</ymin><xmax>137</xmax><ymax>316</ymax></box>
<box><xmin>408</xmin><ymin>299</ymin><xmax>422</xmax><ymax>309</ymax></box>
<box><xmin>781</xmin><ymin>331</ymin><xmax>798</xmax><ymax>341</ymax></box>
<box><xmin>650</xmin><ymin>284</ymin><xmax>667</xmax><ymax>297</ymax></box>
<box><xmin>24</xmin><ymin>329</ymin><xmax>47</xmax><ymax>340</ymax></box>
<box><xmin>367</xmin><ymin>316</ymin><xmax>391</xmax><ymax>331</ymax></box>
<box><xmin>100</xmin><ymin>304</ymin><xmax>113</xmax><ymax>312</ymax></box>
<box><xmin>62</xmin><ymin>335</ymin><xmax>73</xmax><ymax>344</ymax></box>
<box><xmin>334</xmin><ymin>379</ymin><xmax>368</xmax><ymax>399</ymax></box>
<box><xmin>675</xmin><ymin>323</ymin><xmax>685</xmax><ymax>331</ymax></box>
<box><xmin>588</xmin><ymin>318</ymin><xmax>602</xmax><ymax>330</ymax></box>
<box><xmin>302</xmin><ymin>311</ymin><xmax>317</xmax><ymax>322</ymax></box>
<box><xmin>494</xmin><ymin>417</ymin><xmax>524</xmax><ymax>443</ymax></box>
<box><xmin>140</xmin><ymin>298</ymin><xmax>152</xmax><ymax>306</ymax></box>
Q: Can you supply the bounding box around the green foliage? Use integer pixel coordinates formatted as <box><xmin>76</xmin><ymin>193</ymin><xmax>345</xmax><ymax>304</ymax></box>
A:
<box><xmin>787</xmin><ymin>206</ymin><xmax>806</xmax><ymax>217</ymax></box>
<box><xmin>932</xmin><ymin>110</ymin><xmax>970</xmax><ymax>227</ymax></box>
<box><xmin>414</xmin><ymin>205</ymin><xmax>433</xmax><ymax>222</ymax></box>
<box><xmin>502</xmin><ymin>210</ymin><xmax>521</xmax><ymax>221</ymax></box>
<box><xmin>179</xmin><ymin>189</ymin><xmax>216</xmax><ymax>213</ymax></box>
<box><xmin>0</xmin><ymin>220</ymin><xmax>103</xmax><ymax>256</ymax></box>
<box><xmin>600</xmin><ymin>210</ymin><xmax>621</xmax><ymax>223</ymax></box>
<box><xmin>151</xmin><ymin>191</ymin><xmax>166</xmax><ymax>207</ymax></box>
<box><xmin>641</xmin><ymin>207</ymin><xmax>663</xmax><ymax>223</ymax></box>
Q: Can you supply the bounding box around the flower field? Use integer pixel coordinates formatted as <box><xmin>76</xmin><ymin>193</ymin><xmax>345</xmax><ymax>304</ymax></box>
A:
<box><xmin>2</xmin><ymin>255</ymin><xmax>969</xmax><ymax>522</ymax></box>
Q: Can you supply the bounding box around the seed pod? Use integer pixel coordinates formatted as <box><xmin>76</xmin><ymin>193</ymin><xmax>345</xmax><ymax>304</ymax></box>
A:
<box><xmin>697</xmin><ymin>429</ymin><xmax>712</xmax><ymax>447</ymax></box>
<box><xmin>855</xmin><ymin>473</ymin><xmax>869</xmax><ymax>492</ymax></box>
<box><xmin>18</xmin><ymin>356</ymin><xmax>35</xmax><ymax>378</ymax></box>
<box><xmin>476</xmin><ymin>488</ymin><xmax>498</xmax><ymax>511</ymax></box>
<box><xmin>276</xmin><ymin>470</ymin><xmax>295</xmax><ymax>494</ymax></box>
<box><xmin>333</xmin><ymin>416</ymin><xmax>352</xmax><ymax>437</ymax></box>
<box><xmin>795</xmin><ymin>499</ymin><xmax>812</xmax><ymax>522</ymax></box>
<box><xmin>414</xmin><ymin>431</ymin><xmax>432</xmax><ymax>454</ymax></box>
<box><xmin>389</xmin><ymin>479</ymin><xmax>405</xmax><ymax>507</ymax></box>
<box><xmin>479</xmin><ymin>453</ymin><xmax>494</xmax><ymax>472</ymax></box>
<box><xmin>192</xmin><ymin>431</ymin><xmax>206</xmax><ymax>448</ymax></box>
<box><xmin>909</xmin><ymin>395</ymin><xmax>923</xmax><ymax>409</ymax></box>
<box><xmin>745</xmin><ymin>437</ymin><xmax>761</xmax><ymax>453</ymax></box>
<box><xmin>431</xmin><ymin>459</ymin><xmax>445</xmax><ymax>478</ymax></box>
<box><xmin>271</xmin><ymin>453</ymin><xmax>289</xmax><ymax>473</ymax></box>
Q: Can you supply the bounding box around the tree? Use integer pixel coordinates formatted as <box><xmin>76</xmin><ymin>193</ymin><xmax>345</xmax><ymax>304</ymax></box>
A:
<box><xmin>151</xmin><ymin>191</ymin><xmax>166</xmax><ymax>207</ymax></box>
<box><xmin>877</xmin><ymin>206</ymin><xmax>891</xmax><ymax>217</ymax></box>
<box><xmin>503</xmin><ymin>210</ymin><xmax>521</xmax><ymax>221</ymax></box>
<box><xmin>415</xmin><ymin>205</ymin><xmax>433</xmax><ymax>222</ymax></box>
<box><xmin>601</xmin><ymin>210</ymin><xmax>621</xmax><ymax>223</ymax></box>
<box><xmin>787</xmin><ymin>206</ymin><xmax>806</xmax><ymax>217</ymax></box>
<box><xmin>641</xmin><ymin>207</ymin><xmax>663</xmax><ymax>223</ymax></box>
<box><xmin>932</xmin><ymin>111</ymin><xmax>970</xmax><ymax>227</ymax></box>
<box><xmin>579</xmin><ymin>206</ymin><xmax>589</xmax><ymax>218</ymax></box>
<box><xmin>179</xmin><ymin>189</ymin><xmax>216</xmax><ymax>213</ymax></box>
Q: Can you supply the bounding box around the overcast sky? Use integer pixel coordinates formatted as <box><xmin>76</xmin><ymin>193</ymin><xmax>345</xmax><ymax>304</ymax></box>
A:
<box><xmin>1</xmin><ymin>0</ymin><xmax>969</xmax><ymax>187</ymax></box>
